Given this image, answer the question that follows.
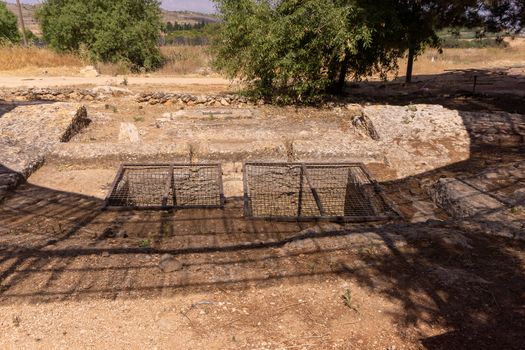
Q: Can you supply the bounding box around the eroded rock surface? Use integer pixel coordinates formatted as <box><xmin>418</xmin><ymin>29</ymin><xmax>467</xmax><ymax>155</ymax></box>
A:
<box><xmin>428</xmin><ymin>162</ymin><xmax>525</xmax><ymax>240</ymax></box>
<box><xmin>0</xmin><ymin>103</ymin><xmax>90</xmax><ymax>201</ymax></box>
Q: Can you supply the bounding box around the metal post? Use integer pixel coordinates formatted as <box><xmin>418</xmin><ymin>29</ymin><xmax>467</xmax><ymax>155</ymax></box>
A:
<box><xmin>301</xmin><ymin>164</ymin><xmax>326</xmax><ymax>216</ymax></box>
<box><xmin>297</xmin><ymin>165</ymin><xmax>304</xmax><ymax>217</ymax></box>
<box><xmin>16</xmin><ymin>0</ymin><xmax>28</xmax><ymax>46</ymax></box>
<box><xmin>161</xmin><ymin>165</ymin><xmax>174</xmax><ymax>209</ymax></box>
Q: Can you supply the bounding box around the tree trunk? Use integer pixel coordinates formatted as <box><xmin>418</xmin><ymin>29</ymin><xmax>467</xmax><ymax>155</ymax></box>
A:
<box><xmin>406</xmin><ymin>46</ymin><xmax>415</xmax><ymax>83</ymax></box>
<box><xmin>333</xmin><ymin>52</ymin><xmax>350</xmax><ymax>95</ymax></box>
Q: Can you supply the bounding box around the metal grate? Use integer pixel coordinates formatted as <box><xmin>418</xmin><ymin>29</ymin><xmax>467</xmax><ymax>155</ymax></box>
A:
<box><xmin>104</xmin><ymin>164</ymin><xmax>224</xmax><ymax>210</ymax></box>
<box><xmin>243</xmin><ymin>162</ymin><xmax>397</xmax><ymax>222</ymax></box>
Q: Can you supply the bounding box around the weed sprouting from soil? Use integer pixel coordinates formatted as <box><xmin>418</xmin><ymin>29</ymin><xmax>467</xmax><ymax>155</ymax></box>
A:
<box><xmin>138</xmin><ymin>239</ymin><xmax>151</xmax><ymax>248</ymax></box>
<box><xmin>133</xmin><ymin>116</ymin><xmax>144</xmax><ymax>122</ymax></box>
<box><xmin>161</xmin><ymin>222</ymin><xmax>170</xmax><ymax>237</ymax></box>
<box><xmin>342</xmin><ymin>289</ymin><xmax>358</xmax><ymax>312</ymax></box>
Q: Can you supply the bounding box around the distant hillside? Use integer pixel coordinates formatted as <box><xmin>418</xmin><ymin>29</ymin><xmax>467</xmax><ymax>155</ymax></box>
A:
<box><xmin>162</xmin><ymin>10</ymin><xmax>219</xmax><ymax>25</ymax></box>
<box><xmin>6</xmin><ymin>3</ymin><xmax>41</xmax><ymax>36</ymax></box>
<box><xmin>6</xmin><ymin>3</ymin><xmax>218</xmax><ymax>37</ymax></box>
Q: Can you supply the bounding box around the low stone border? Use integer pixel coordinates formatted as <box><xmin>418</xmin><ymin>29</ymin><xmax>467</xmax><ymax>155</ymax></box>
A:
<box><xmin>0</xmin><ymin>87</ymin><xmax>257</xmax><ymax>107</ymax></box>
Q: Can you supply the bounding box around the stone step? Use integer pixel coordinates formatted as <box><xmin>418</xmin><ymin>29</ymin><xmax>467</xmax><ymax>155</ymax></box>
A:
<box><xmin>47</xmin><ymin>141</ymin><xmax>288</xmax><ymax>166</ymax></box>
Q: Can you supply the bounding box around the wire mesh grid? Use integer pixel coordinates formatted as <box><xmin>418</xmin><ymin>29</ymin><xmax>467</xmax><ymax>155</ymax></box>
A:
<box><xmin>243</xmin><ymin>162</ymin><xmax>396</xmax><ymax>221</ymax></box>
<box><xmin>104</xmin><ymin>164</ymin><xmax>224</xmax><ymax>210</ymax></box>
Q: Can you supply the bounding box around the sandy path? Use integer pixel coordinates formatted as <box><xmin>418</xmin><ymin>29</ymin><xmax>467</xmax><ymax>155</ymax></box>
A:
<box><xmin>0</xmin><ymin>75</ymin><xmax>233</xmax><ymax>89</ymax></box>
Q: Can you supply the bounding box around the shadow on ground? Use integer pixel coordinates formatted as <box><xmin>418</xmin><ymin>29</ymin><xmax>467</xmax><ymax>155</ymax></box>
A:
<box><xmin>345</xmin><ymin>67</ymin><xmax>525</xmax><ymax>114</ymax></box>
<box><xmin>1</xmin><ymin>75</ymin><xmax>525</xmax><ymax>348</ymax></box>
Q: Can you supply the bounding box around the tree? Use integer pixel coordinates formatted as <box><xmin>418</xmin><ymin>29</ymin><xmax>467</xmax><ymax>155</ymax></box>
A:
<box><xmin>481</xmin><ymin>0</ymin><xmax>525</xmax><ymax>33</ymax></box>
<box><xmin>0</xmin><ymin>2</ymin><xmax>20</xmax><ymax>43</ymax></box>
<box><xmin>37</xmin><ymin>0</ymin><xmax>163</xmax><ymax>70</ymax></box>
<box><xmin>213</xmin><ymin>0</ymin><xmax>525</xmax><ymax>99</ymax></box>
<box><xmin>213</xmin><ymin>0</ymin><xmax>392</xmax><ymax>101</ymax></box>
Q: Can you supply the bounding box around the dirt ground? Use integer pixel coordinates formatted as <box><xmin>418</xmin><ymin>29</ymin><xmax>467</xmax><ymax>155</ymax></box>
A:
<box><xmin>1</xmin><ymin>64</ymin><xmax>525</xmax><ymax>349</ymax></box>
<box><xmin>1</xmin><ymin>154</ymin><xmax>524</xmax><ymax>349</ymax></box>
<box><xmin>0</xmin><ymin>75</ymin><xmax>234</xmax><ymax>91</ymax></box>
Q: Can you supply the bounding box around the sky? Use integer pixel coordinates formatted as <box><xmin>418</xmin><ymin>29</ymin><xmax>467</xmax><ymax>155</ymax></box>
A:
<box><xmin>5</xmin><ymin>0</ymin><xmax>217</xmax><ymax>13</ymax></box>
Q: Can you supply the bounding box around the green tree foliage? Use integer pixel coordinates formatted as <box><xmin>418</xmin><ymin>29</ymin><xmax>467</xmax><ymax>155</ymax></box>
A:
<box><xmin>213</xmin><ymin>0</ymin><xmax>524</xmax><ymax>100</ymax></box>
<box><xmin>37</xmin><ymin>0</ymin><xmax>163</xmax><ymax>70</ymax></box>
<box><xmin>24</xmin><ymin>30</ymin><xmax>40</xmax><ymax>45</ymax></box>
<box><xmin>0</xmin><ymin>2</ymin><xmax>20</xmax><ymax>43</ymax></box>
<box><xmin>162</xmin><ymin>20</ymin><xmax>212</xmax><ymax>45</ymax></box>
<box><xmin>163</xmin><ymin>21</ymin><xmax>207</xmax><ymax>33</ymax></box>
<box><xmin>213</xmin><ymin>0</ymin><xmax>396</xmax><ymax>101</ymax></box>
<box><xmin>389</xmin><ymin>0</ymin><xmax>524</xmax><ymax>82</ymax></box>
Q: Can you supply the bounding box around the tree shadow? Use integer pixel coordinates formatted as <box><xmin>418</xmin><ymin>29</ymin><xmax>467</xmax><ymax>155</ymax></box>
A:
<box><xmin>0</xmin><ymin>79</ymin><xmax>524</xmax><ymax>348</ymax></box>
<box><xmin>0</xmin><ymin>101</ymin><xmax>56</xmax><ymax>119</ymax></box>
<box><xmin>345</xmin><ymin>67</ymin><xmax>525</xmax><ymax>114</ymax></box>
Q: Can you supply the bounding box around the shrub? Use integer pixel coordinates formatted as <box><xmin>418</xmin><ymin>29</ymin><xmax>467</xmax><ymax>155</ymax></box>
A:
<box><xmin>441</xmin><ymin>37</ymin><xmax>509</xmax><ymax>48</ymax></box>
<box><xmin>37</xmin><ymin>0</ymin><xmax>163</xmax><ymax>71</ymax></box>
<box><xmin>213</xmin><ymin>0</ymin><xmax>369</xmax><ymax>101</ymax></box>
<box><xmin>0</xmin><ymin>2</ymin><xmax>20</xmax><ymax>43</ymax></box>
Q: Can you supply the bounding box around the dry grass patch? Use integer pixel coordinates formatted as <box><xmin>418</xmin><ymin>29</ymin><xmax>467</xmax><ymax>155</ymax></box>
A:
<box><xmin>90</xmin><ymin>46</ymin><xmax>212</xmax><ymax>76</ymax></box>
<box><xmin>157</xmin><ymin>45</ymin><xmax>212</xmax><ymax>75</ymax></box>
<box><xmin>0</xmin><ymin>45</ymin><xmax>83</xmax><ymax>71</ymax></box>
<box><xmin>399</xmin><ymin>37</ymin><xmax>525</xmax><ymax>76</ymax></box>
<box><xmin>95</xmin><ymin>61</ymin><xmax>133</xmax><ymax>76</ymax></box>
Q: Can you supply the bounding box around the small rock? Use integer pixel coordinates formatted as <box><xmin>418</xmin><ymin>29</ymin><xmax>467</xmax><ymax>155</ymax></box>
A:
<box><xmin>91</xmin><ymin>85</ymin><xmax>132</xmax><ymax>96</ymax></box>
<box><xmin>220</xmin><ymin>98</ymin><xmax>229</xmax><ymax>106</ymax></box>
<box><xmin>159</xmin><ymin>254</ymin><xmax>183</xmax><ymax>272</ymax></box>
<box><xmin>80</xmin><ymin>65</ymin><xmax>100</xmax><ymax>77</ymax></box>
<box><xmin>118</xmin><ymin>122</ymin><xmax>141</xmax><ymax>143</ymax></box>
<box><xmin>161</xmin><ymin>112</ymin><xmax>173</xmax><ymax>120</ymax></box>
<box><xmin>115</xmin><ymin>231</ymin><xmax>128</xmax><ymax>238</ymax></box>
<box><xmin>101</xmin><ymin>227</ymin><xmax>115</xmax><ymax>238</ymax></box>
<box><xmin>101</xmin><ymin>252</ymin><xmax>110</xmax><ymax>257</ymax></box>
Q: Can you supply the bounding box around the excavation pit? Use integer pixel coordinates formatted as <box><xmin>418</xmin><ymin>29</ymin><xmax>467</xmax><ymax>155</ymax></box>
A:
<box><xmin>243</xmin><ymin>162</ymin><xmax>397</xmax><ymax>222</ymax></box>
<box><xmin>104</xmin><ymin>164</ymin><xmax>224</xmax><ymax>210</ymax></box>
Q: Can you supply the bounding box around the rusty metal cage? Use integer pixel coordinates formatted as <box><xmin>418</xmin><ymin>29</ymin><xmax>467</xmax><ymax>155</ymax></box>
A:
<box><xmin>243</xmin><ymin>162</ymin><xmax>397</xmax><ymax>222</ymax></box>
<box><xmin>104</xmin><ymin>164</ymin><xmax>224</xmax><ymax>210</ymax></box>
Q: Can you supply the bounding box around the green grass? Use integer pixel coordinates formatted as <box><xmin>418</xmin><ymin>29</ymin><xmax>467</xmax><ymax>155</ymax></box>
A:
<box><xmin>138</xmin><ymin>239</ymin><xmax>150</xmax><ymax>248</ymax></box>
<box><xmin>342</xmin><ymin>289</ymin><xmax>358</xmax><ymax>312</ymax></box>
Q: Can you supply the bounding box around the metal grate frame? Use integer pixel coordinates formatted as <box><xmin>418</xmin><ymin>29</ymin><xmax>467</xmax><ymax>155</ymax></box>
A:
<box><xmin>243</xmin><ymin>162</ymin><xmax>397</xmax><ymax>222</ymax></box>
<box><xmin>104</xmin><ymin>163</ymin><xmax>224</xmax><ymax>210</ymax></box>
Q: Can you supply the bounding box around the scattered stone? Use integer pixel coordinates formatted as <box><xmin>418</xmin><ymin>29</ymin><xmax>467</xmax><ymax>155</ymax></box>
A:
<box><xmin>158</xmin><ymin>254</ymin><xmax>183</xmax><ymax>273</ymax></box>
<box><xmin>118</xmin><ymin>123</ymin><xmax>141</xmax><ymax>143</ymax></box>
<box><xmin>46</xmin><ymin>239</ymin><xmax>58</xmax><ymax>245</ymax></box>
<box><xmin>101</xmin><ymin>252</ymin><xmax>110</xmax><ymax>258</ymax></box>
<box><xmin>115</xmin><ymin>231</ymin><xmax>128</xmax><ymax>238</ymax></box>
<box><xmin>101</xmin><ymin>227</ymin><xmax>115</xmax><ymax>238</ymax></box>
<box><xmin>352</xmin><ymin>114</ymin><xmax>381</xmax><ymax>141</ymax></box>
<box><xmin>91</xmin><ymin>85</ymin><xmax>132</xmax><ymax>97</ymax></box>
<box><xmin>80</xmin><ymin>66</ymin><xmax>99</xmax><ymax>77</ymax></box>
